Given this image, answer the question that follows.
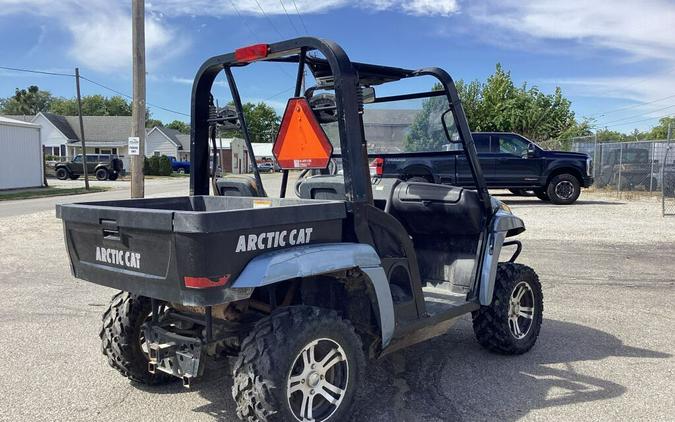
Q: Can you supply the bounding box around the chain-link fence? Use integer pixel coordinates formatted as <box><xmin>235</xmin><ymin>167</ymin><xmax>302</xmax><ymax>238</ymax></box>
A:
<box><xmin>662</xmin><ymin>137</ymin><xmax>675</xmax><ymax>215</ymax></box>
<box><xmin>571</xmin><ymin>138</ymin><xmax>675</xmax><ymax>204</ymax></box>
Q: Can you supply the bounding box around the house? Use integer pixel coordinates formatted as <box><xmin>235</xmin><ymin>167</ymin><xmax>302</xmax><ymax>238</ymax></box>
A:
<box><xmin>145</xmin><ymin>126</ymin><xmax>191</xmax><ymax>161</ymax></box>
<box><xmin>63</xmin><ymin>115</ymin><xmax>133</xmax><ymax>168</ymax></box>
<box><xmin>32</xmin><ymin>112</ymin><xmax>79</xmax><ymax>159</ymax></box>
<box><xmin>0</xmin><ymin>116</ymin><xmax>43</xmax><ymax>190</ymax></box>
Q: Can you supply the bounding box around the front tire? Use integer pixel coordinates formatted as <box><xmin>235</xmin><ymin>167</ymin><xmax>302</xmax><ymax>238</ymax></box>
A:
<box><xmin>472</xmin><ymin>263</ymin><xmax>543</xmax><ymax>355</ymax></box>
<box><xmin>232</xmin><ymin>306</ymin><xmax>365</xmax><ymax>422</ymax></box>
<box><xmin>99</xmin><ymin>292</ymin><xmax>174</xmax><ymax>385</ymax></box>
<box><xmin>546</xmin><ymin>173</ymin><xmax>581</xmax><ymax>204</ymax></box>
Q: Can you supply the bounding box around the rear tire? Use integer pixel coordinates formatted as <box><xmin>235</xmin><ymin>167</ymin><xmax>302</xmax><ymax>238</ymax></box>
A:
<box><xmin>95</xmin><ymin>168</ymin><xmax>109</xmax><ymax>181</ymax></box>
<box><xmin>99</xmin><ymin>292</ymin><xmax>175</xmax><ymax>385</ymax></box>
<box><xmin>55</xmin><ymin>168</ymin><xmax>69</xmax><ymax>180</ymax></box>
<box><xmin>546</xmin><ymin>173</ymin><xmax>580</xmax><ymax>204</ymax></box>
<box><xmin>232</xmin><ymin>306</ymin><xmax>365</xmax><ymax>422</ymax></box>
<box><xmin>472</xmin><ymin>263</ymin><xmax>543</xmax><ymax>355</ymax></box>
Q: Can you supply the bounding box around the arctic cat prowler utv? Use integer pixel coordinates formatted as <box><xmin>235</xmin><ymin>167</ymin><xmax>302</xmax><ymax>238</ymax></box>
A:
<box><xmin>57</xmin><ymin>38</ymin><xmax>543</xmax><ymax>422</ymax></box>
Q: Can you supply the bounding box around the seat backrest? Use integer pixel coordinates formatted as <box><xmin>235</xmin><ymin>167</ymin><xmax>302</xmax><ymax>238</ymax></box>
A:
<box><xmin>297</xmin><ymin>175</ymin><xmax>346</xmax><ymax>200</ymax></box>
<box><xmin>216</xmin><ymin>175</ymin><xmax>261</xmax><ymax>197</ymax></box>
<box><xmin>390</xmin><ymin>182</ymin><xmax>483</xmax><ymax>235</ymax></box>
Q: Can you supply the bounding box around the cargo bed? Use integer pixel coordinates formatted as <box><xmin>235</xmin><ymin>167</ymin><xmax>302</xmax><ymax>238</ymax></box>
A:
<box><xmin>57</xmin><ymin>196</ymin><xmax>346</xmax><ymax>306</ymax></box>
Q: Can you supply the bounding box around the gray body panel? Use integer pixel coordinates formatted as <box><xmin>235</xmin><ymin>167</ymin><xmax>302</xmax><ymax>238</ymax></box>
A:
<box><xmin>479</xmin><ymin>209</ymin><xmax>525</xmax><ymax>305</ymax></box>
<box><xmin>231</xmin><ymin>243</ymin><xmax>395</xmax><ymax>347</ymax></box>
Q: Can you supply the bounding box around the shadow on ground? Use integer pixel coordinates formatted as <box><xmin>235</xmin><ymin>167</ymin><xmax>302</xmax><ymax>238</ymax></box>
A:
<box><xmin>139</xmin><ymin>318</ymin><xmax>670</xmax><ymax>421</ymax></box>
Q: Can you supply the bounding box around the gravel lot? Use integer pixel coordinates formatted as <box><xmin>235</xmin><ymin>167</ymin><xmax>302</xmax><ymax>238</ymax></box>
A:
<box><xmin>0</xmin><ymin>177</ymin><xmax>673</xmax><ymax>421</ymax></box>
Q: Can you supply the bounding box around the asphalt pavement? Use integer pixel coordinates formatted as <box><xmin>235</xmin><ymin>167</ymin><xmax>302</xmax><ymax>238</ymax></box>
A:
<box><xmin>0</xmin><ymin>175</ymin><xmax>672</xmax><ymax>421</ymax></box>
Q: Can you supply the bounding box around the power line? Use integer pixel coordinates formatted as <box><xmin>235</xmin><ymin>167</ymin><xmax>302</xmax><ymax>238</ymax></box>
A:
<box><xmin>290</xmin><ymin>0</ymin><xmax>310</xmax><ymax>33</ymax></box>
<box><xmin>589</xmin><ymin>92</ymin><xmax>675</xmax><ymax>118</ymax></box>
<box><xmin>265</xmin><ymin>86</ymin><xmax>294</xmax><ymax>100</ymax></box>
<box><xmin>604</xmin><ymin>112</ymin><xmax>674</xmax><ymax>129</ymax></box>
<box><xmin>278</xmin><ymin>0</ymin><xmax>300</xmax><ymax>35</ymax></box>
<box><xmin>598</xmin><ymin>103</ymin><xmax>675</xmax><ymax>126</ymax></box>
<box><xmin>0</xmin><ymin>65</ymin><xmax>74</xmax><ymax>77</ymax></box>
<box><xmin>79</xmin><ymin>75</ymin><xmax>190</xmax><ymax>117</ymax></box>
<box><xmin>252</xmin><ymin>0</ymin><xmax>286</xmax><ymax>39</ymax></box>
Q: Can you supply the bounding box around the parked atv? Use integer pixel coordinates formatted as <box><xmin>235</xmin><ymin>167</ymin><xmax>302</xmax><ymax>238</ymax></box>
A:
<box><xmin>57</xmin><ymin>38</ymin><xmax>542</xmax><ymax>422</ymax></box>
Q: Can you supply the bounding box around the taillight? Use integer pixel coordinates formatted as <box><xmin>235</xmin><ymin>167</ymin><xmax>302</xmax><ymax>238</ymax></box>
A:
<box><xmin>369</xmin><ymin>157</ymin><xmax>384</xmax><ymax>177</ymax></box>
<box><xmin>184</xmin><ymin>275</ymin><xmax>231</xmax><ymax>289</ymax></box>
<box><xmin>235</xmin><ymin>44</ymin><xmax>269</xmax><ymax>63</ymax></box>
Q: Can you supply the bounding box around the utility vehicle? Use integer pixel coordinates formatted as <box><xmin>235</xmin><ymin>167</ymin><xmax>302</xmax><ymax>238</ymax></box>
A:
<box><xmin>55</xmin><ymin>154</ymin><xmax>123</xmax><ymax>181</ymax></box>
<box><xmin>57</xmin><ymin>38</ymin><xmax>543</xmax><ymax>422</ymax></box>
<box><xmin>370</xmin><ymin>131</ymin><xmax>593</xmax><ymax>204</ymax></box>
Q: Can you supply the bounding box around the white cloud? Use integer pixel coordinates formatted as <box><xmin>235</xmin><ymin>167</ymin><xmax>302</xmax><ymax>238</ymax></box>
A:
<box><xmin>464</xmin><ymin>0</ymin><xmax>675</xmax><ymax>107</ymax></box>
<box><xmin>148</xmin><ymin>0</ymin><xmax>458</xmax><ymax>17</ymax></box>
<box><xmin>0</xmin><ymin>0</ymin><xmax>180</xmax><ymax>73</ymax></box>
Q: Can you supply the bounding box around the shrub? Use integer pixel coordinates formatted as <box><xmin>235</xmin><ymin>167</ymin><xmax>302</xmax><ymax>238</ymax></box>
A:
<box><xmin>143</xmin><ymin>157</ymin><xmax>151</xmax><ymax>175</ymax></box>
<box><xmin>158</xmin><ymin>155</ymin><xmax>172</xmax><ymax>176</ymax></box>
<box><xmin>149</xmin><ymin>156</ymin><xmax>160</xmax><ymax>175</ymax></box>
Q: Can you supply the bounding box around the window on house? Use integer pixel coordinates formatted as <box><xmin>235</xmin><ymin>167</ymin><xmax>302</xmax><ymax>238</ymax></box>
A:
<box><xmin>154</xmin><ymin>151</ymin><xmax>160</xmax><ymax>157</ymax></box>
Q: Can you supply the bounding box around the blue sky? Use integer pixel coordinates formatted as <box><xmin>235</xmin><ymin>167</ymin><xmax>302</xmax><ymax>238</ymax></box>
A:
<box><xmin>1</xmin><ymin>0</ymin><xmax>674</xmax><ymax>134</ymax></box>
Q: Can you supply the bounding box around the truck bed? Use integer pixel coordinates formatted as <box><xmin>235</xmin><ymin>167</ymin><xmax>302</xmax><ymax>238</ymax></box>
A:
<box><xmin>57</xmin><ymin>196</ymin><xmax>346</xmax><ymax>306</ymax></box>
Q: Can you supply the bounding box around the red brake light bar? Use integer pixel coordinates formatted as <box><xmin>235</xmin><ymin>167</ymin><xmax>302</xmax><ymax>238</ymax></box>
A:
<box><xmin>370</xmin><ymin>157</ymin><xmax>384</xmax><ymax>176</ymax></box>
<box><xmin>235</xmin><ymin>44</ymin><xmax>269</xmax><ymax>63</ymax></box>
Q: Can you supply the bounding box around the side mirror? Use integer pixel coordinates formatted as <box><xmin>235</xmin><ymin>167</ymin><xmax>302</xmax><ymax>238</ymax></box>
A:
<box><xmin>362</xmin><ymin>86</ymin><xmax>376</xmax><ymax>104</ymax></box>
<box><xmin>525</xmin><ymin>143</ymin><xmax>537</xmax><ymax>158</ymax></box>
<box><xmin>309</xmin><ymin>93</ymin><xmax>338</xmax><ymax>124</ymax></box>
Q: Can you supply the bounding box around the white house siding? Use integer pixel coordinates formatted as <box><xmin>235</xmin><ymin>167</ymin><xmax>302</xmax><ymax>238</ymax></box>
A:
<box><xmin>145</xmin><ymin>130</ymin><xmax>178</xmax><ymax>158</ymax></box>
<box><xmin>0</xmin><ymin>120</ymin><xmax>43</xmax><ymax>189</ymax></box>
<box><xmin>32</xmin><ymin>113</ymin><xmax>69</xmax><ymax>158</ymax></box>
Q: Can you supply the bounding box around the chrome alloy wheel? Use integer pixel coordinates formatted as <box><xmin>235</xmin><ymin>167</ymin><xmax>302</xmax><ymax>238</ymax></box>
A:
<box><xmin>508</xmin><ymin>281</ymin><xmax>535</xmax><ymax>339</ymax></box>
<box><xmin>287</xmin><ymin>338</ymin><xmax>349</xmax><ymax>421</ymax></box>
<box><xmin>554</xmin><ymin>180</ymin><xmax>575</xmax><ymax>200</ymax></box>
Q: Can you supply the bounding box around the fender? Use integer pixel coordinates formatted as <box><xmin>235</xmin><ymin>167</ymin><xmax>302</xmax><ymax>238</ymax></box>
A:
<box><xmin>479</xmin><ymin>211</ymin><xmax>525</xmax><ymax>305</ymax></box>
<box><xmin>231</xmin><ymin>243</ymin><xmax>395</xmax><ymax>347</ymax></box>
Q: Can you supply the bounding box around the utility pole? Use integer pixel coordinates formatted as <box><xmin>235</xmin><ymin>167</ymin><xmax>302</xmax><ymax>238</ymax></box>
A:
<box><xmin>131</xmin><ymin>0</ymin><xmax>146</xmax><ymax>198</ymax></box>
<box><xmin>75</xmin><ymin>67</ymin><xmax>90</xmax><ymax>190</ymax></box>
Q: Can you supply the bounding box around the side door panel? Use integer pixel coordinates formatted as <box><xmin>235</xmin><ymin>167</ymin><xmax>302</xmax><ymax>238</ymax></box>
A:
<box><xmin>493</xmin><ymin>135</ymin><xmax>542</xmax><ymax>187</ymax></box>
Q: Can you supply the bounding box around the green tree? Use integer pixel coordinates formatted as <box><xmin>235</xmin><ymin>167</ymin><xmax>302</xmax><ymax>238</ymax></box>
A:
<box><xmin>146</xmin><ymin>118</ymin><xmax>163</xmax><ymax>128</ymax></box>
<box><xmin>646</xmin><ymin>117</ymin><xmax>675</xmax><ymax>139</ymax></box>
<box><xmin>222</xmin><ymin>102</ymin><xmax>280</xmax><ymax>142</ymax></box>
<box><xmin>166</xmin><ymin>120</ymin><xmax>190</xmax><ymax>134</ymax></box>
<box><xmin>0</xmin><ymin>85</ymin><xmax>54</xmax><ymax>114</ymax></box>
<box><xmin>50</xmin><ymin>95</ymin><xmax>132</xmax><ymax>116</ymax></box>
<box><xmin>158</xmin><ymin>155</ymin><xmax>172</xmax><ymax>176</ymax></box>
<box><xmin>404</xmin><ymin>84</ymin><xmax>450</xmax><ymax>152</ymax></box>
<box><xmin>453</xmin><ymin>64</ymin><xmax>578</xmax><ymax>142</ymax></box>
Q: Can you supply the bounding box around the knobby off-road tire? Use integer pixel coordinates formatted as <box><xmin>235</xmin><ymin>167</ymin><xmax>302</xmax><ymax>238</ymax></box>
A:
<box><xmin>232</xmin><ymin>306</ymin><xmax>365</xmax><ymax>422</ymax></box>
<box><xmin>472</xmin><ymin>263</ymin><xmax>543</xmax><ymax>355</ymax></box>
<box><xmin>99</xmin><ymin>291</ymin><xmax>174</xmax><ymax>385</ymax></box>
<box><xmin>95</xmin><ymin>168</ymin><xmax>109</xmax><ymax>181</ymax></box>
<box><xmin>55</xmin><ymin>167</ymin><xmax>69</xmax><ymax>180</ymax></box>
<box><xmin>546</xmin><ymin>173</ymin><xmax>581</xmax><ymax>205</ymax></box>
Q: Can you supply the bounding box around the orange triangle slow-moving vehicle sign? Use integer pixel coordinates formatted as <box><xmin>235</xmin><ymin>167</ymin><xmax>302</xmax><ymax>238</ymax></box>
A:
<box><xmin>273</xmin><ymin>97</ymin><xmax>334</xmax><ymax>169</ymax></box>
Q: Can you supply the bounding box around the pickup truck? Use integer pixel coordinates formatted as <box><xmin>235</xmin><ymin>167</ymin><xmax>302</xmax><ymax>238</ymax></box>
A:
<box><xmin>167</xmin><ymin>156</ymin><xmax>190</xmax><ymax>173</ymax></box>
<box><xmin>370</xmin><ymin>132</ymin><xmax>593</xmax><ymax>204</ymax></box>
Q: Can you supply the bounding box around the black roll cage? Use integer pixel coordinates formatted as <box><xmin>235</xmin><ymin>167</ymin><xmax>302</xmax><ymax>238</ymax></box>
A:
<box><xmin>189</xmin><ymin>37</ymin><xmax>491</xmax><ymax>215</ymax></box>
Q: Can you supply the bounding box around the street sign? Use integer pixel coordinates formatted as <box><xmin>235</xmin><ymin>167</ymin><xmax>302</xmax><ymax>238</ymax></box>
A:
<box><xmin>128</xmin><ymin>137</ymin><xmax>140</xmax><ymax>156</ymax></box>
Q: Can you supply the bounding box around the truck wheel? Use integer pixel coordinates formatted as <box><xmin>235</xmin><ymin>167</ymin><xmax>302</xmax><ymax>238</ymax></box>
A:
<box><xmin>99</xmin><ymin>292</ymin><xmax>174</xmax><ymax>385</ymax></box>
<box><xmin>232</xmin><ymin>306</ymin><xmax>365</xmax><ymax>422</ymax></box>
<box><xmin>533</xmin><ymin>189</ymin><xmax>549</xmax><ymax>201</ymax></box>
<box><xmin>546</xmin><ymin>173</ymin><xmax>580</xmax><ymax>204</ymax></box>
<box><xmin>95</xmin><ymin>168</ymin><xmax>109</xmax><ymax>181</ymax></box>
<box><xmin>55</xmin><ymin>168</ymin><xmax>69</xmax><ymax>180</ymax></box>
<box><xmin>472</xmin><ymin>263</ymin><xmax>543</xmax><ymax>355</ymax></box>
